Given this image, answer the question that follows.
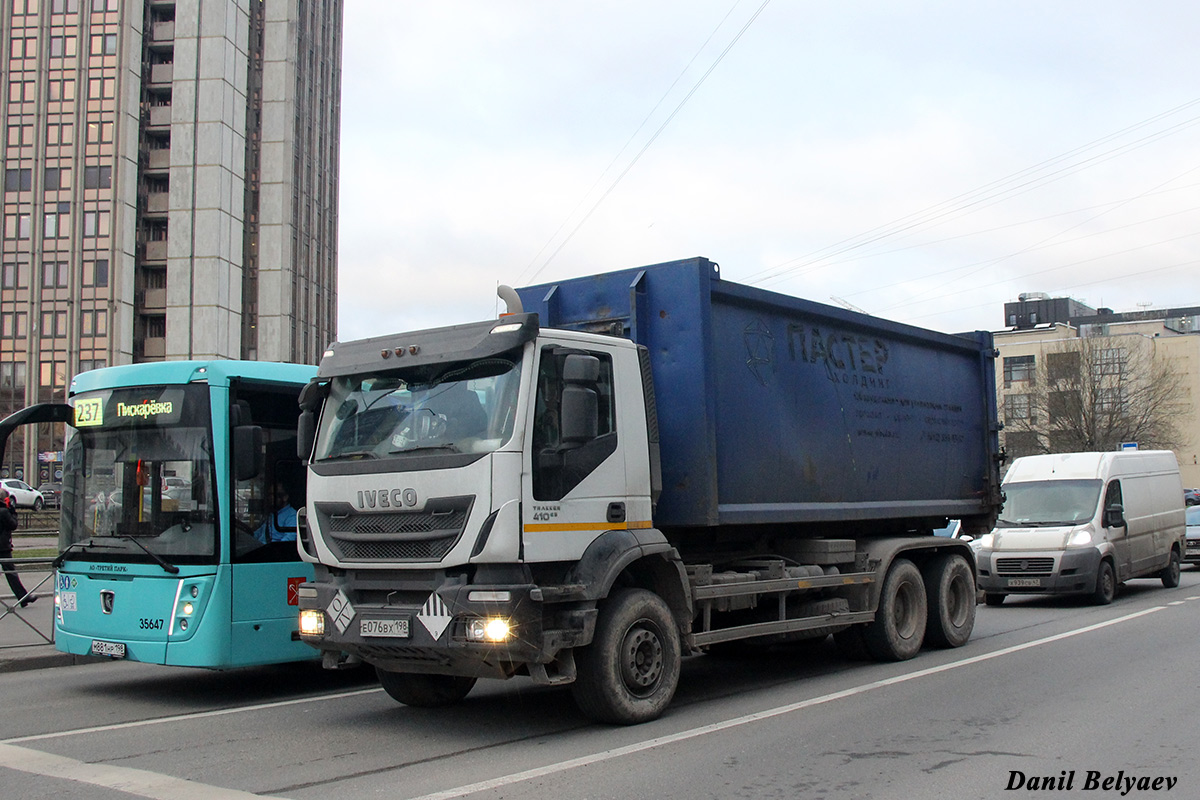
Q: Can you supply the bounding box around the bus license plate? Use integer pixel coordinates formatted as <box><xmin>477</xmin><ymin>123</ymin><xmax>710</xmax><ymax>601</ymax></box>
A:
<box><xmin>91</xmin><ymin>639</ymin><xmax>126</xmax><ymax>658</ymax></box>
<box><xmin>360</xmin><ymin>619</ymin><xmax>410</xmax><ymax>638</ymax></box>
<box><xmin>1007</xmin><ymin>578</ymin><xmax>1042</xmax><ymax>588</ymax></box>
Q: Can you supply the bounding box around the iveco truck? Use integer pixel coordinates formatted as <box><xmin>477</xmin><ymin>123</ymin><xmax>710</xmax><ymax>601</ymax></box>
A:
<box><xmin>295</xmin><ymin>257</ymin><xmax>1003</xmax><ymax>723</ymax></box>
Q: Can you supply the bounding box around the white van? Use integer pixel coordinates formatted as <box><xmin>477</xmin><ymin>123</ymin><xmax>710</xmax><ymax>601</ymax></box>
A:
<box><xmin>975</xmin><ymin>450</ymin><xmax>1186</xmax><ymax>605</ymax></box>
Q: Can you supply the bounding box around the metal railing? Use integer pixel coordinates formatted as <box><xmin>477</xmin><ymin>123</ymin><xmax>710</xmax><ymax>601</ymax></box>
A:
<box><xmin>0</xmin><ymin>556</ymin><xmax>55</xmax><ymax>650</ymax></box>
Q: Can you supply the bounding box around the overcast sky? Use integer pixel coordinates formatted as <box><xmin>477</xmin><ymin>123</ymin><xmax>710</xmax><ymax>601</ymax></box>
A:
<box><xmin>335</xmin><ymin>1</ymin><xmax>1200</xmax><ymax>342</ymax></box>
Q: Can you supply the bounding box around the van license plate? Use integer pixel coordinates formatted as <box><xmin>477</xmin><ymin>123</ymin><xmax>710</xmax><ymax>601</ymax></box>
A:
<box><xmin>1007</xmin><ymin>578</ymin><xmax>1042</xmax><ymax>588</ymax></box>
<box><xmin>91</xmin><ymin>639</ymin><xmax>126</xmax><ymax>658</ymax></box>
<box><xmin>360</xmin><ymin>619</ymin><xmax>410</xmax><ymax>638</ymax></box>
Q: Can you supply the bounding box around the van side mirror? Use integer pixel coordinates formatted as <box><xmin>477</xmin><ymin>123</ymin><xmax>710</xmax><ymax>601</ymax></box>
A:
<box><xmin>1104</xmin><ymin>503</ymin><xmax>1126</xmax><ymax>529</ymax></box>
<box><xmin>233</xmin><ymin>425</ymin><xmax>264</xmax><ymax>481</ymax></box>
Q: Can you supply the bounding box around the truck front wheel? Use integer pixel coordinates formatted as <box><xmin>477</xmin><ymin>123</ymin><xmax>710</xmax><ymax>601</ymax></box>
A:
<box><xmin>863</xmin><ymin>558</ymin><xmax>927</xmax><ymax>662</ymax></box>
<box><xmin>922</xmin><ymin>553</ymin><xmax>976</xmax><ymax>648</ymax></box>
<box><xmin>572</xmin><ymin>588</ymin><xmax>681</xmax><ymax>725</ymax></box>
<box><xmin>376</xmin><ymin>668</ymin><xmax>477</xmax><ymax>707</ymax></box>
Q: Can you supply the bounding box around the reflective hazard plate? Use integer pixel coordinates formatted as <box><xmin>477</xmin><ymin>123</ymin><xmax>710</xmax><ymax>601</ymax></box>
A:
<box><xmin>91</xmin><ymin>639</ymin><xmax>126</xmax><ymax>658</ymax></box>
<box><xmin>360</xmin><ymin>618</ymin><xmax>410</xmax><ymax>638</ymax></box>
<box><xmin>1007</xmin><ymin>578</ymin><xmax>1042</xmax><ymax>588</ymax></box>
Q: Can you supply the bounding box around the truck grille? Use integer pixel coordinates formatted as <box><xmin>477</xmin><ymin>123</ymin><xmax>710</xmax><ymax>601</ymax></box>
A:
<box><xmin>314</xmin><ymin>496</ymin><xmax>473</xmax><ymax>562</ymax></box>
<box><xmin>996</xmin><ymin>557</ymin><xmax>1055</xmax><ymax>575</ymax></box>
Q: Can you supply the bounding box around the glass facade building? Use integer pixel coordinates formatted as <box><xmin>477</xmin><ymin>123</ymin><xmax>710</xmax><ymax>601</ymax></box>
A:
<box><xmin>2</xmin><ymin>0</ymin><xmax>341</xmax><ymax>483</ymax></box>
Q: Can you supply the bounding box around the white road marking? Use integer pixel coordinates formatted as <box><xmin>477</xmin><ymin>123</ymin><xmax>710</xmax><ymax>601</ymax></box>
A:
<box><xmin>0</xmin><ymin>742</ymin><xmax>289</xmax><ymax>799</ymax></box>
<box><xmin>408</xmin><ymin>606</ymin><xmax>1166</xmax><ymax>800</ymax></box>
<box><xmin>1</xmin><ymin>687</ymin><xmax>382</xmax><ymax>745</ymax></box>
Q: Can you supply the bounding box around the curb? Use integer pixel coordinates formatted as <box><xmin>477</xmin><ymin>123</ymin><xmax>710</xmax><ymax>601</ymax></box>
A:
<box><xmin>0</xmin><ymin>649</ymin><xmax>107</xmax><ymax>673</ymax></box>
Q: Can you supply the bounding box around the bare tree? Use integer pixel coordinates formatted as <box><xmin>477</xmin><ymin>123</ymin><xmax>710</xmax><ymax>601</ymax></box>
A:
<box><xmin>1002</xmin><ymin>334</ymin><xmax>1191</xmax><ymax>457</ymax></box>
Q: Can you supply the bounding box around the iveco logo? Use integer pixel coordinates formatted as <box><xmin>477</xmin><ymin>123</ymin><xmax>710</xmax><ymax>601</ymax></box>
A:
<box><xmin>100</xmin><ymin>589</ymin><xmax>115</xmax><ymax>614</ymax></box>
<box><xmin>356</xmin><ymin>488</ymin><xmax>418</xmax><ymax>510</ymax></box>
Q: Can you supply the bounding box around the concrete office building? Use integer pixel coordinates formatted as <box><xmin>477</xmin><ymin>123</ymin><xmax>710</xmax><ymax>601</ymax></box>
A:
<box><xmin>2</xmin><ymin>0</ymin><xmax>342</xmax><ymax>483</ymax></box>
<box><xmin>995</xmin><ymin>295</ymin><xmax>1200</xmax><ymax>489</ymax></box>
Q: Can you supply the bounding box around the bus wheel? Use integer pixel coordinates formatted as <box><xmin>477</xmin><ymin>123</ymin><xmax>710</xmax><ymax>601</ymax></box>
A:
<box><xmin>572</xmin><ymin>588</ymin><xmax>681</xmax><ymax>725</ymax></box>
<box><xmin>864</xmin><ymin>558</ymin><xmax>926</xmax><ymax>662</ymax></box>
<box><xmin>922</xmin><ymin>553</ymin><xmax>976</xmax><ymax>648</ymax></box>
<box><xmin>376</xmin><ymin>668</ymin><xmax>476</xmax><ymax>707</ymax></box>
<box><xmin>1092</xmin><ymin>559</ymin><xmax>1116</xmax><ymax>605</ymax></box>
<box><xmin>1160</xmin><ymin>548</ymin><xmax>1181</xmax><ymax>588</ymax></box>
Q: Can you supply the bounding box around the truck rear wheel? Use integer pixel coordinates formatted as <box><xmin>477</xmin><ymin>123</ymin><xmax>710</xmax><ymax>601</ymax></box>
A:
<box><xmin>376</xmin><ymin>668</ymin><xmax>477</xmax><ymax>707</ymax></box>
<box><xmin>922</xmin><ymin>553</ymin><xmax>976</xmax><ymax>648</ymax></box>
<box><xmin>863</xmin><ymin>558</ymin><xmax>926</xmax><ymax>662</ymax></box>
<box><xmin>572</xmin><ymin>588</ymin><xmax>681</xmax><ymax>725</ymax></box>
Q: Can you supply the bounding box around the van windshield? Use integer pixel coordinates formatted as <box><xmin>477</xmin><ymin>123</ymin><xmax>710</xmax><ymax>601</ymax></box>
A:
<box><xmin>996</xmin><ymin>479</ymin><xmax>1102</xmax><ymax>527</ymax></box>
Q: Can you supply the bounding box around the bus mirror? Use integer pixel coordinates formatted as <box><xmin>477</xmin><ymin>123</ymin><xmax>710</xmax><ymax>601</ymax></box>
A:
<box><xmin>233</xmin><ymin>425</ymin><xmax>264</xmax><ymax>481</ymax></box>
<box><xmin>298</xmin><ymin>410</ymin><xmax>315</xmax><ymax>460</ymax></box>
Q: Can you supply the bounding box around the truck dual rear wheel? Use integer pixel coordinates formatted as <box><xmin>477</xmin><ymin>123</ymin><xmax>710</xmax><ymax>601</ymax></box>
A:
<box><xmin>922</xmin><ymin>553</ymin><xmax>976</xmax><ymax>648</ymax></box>
<box><xmin>863</xmin><ymin>558</ymin><xmax>926</xmax><ymax>662</ymax></box>
<box><xmin>376</xmin><ymin>668</ymin><xmax>477</xmax><ymax>708</ymax></box>
<box><xmin>572</xmin><ymin>588</ymin><xmax>681</xmax><ymax>725</ymax></box>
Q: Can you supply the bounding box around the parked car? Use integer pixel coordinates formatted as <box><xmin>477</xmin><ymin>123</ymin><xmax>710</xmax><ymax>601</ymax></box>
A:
<box><xmin>37</xmin><ymin>482</ymin><xmax>62</xmax><ymax>509</ymax></box>
<box><xmin>1185</xmin><ymin>488</ymin><xmax>1199</xmax><ymax>506</ymax></box>
<box><xmin>1185</xmin><ymin>506</ymin><xmax>1200</xmax><ymax>567</ymax></box>
<box><xmin>1</xmin><ymin>478</ymin><xmax>44</xmax><ymax>510</ymax></box>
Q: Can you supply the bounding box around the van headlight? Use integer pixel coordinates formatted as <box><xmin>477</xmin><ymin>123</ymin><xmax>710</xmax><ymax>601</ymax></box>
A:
<box><xmin>1067</xmin><ymin>530</ymin><xmax>1094</xmax><ymax>547</ymax></box>
<box><xmin>976</xmin><ymin>533</ymin><xmax>995</xmax><ymax>550</ymax></box>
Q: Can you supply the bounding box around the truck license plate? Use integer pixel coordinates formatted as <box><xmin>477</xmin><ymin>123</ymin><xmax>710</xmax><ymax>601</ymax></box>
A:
<box><xmin>360</xmin><ymin>618</ymin><xmax>410</xmax><ymax>638</ymax></box>
<box><xmin>91</xmin><ymin>639</ymin><xmax>126</xmax><ymax>658</ymax></box>
<box><xmin>1007</xmin><ymin>578</ymin><xmax>1042</xmax><ymax>588</ymax></box>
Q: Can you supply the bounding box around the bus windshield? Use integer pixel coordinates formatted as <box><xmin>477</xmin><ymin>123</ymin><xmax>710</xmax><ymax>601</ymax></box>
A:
<box><xmin>313</xmin><ymin>354</ymin><xmax>523</xmax><ymax>462</ymax></box>
<box><xmin>61</xmin><ymin>384</ymin><xmax>219</xmax><ymax>564</ymax></box>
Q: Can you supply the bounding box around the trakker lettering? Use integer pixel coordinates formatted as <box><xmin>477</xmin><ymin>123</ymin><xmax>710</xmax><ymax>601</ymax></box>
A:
<box><xmin>116</xmin><ymin>400</ymin><xmax>174</xmax><ymax>419</ymax></box>
<box><xmin>356</xmin><ymin>488</ymin><xmax>418</xmax><ymax>509</ymax></box>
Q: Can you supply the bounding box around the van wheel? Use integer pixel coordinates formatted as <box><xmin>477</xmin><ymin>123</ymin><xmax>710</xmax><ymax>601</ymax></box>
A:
<box><xmin>863</xmin><ymin>558</ymin><xmax>926</xmax><ymax>661</ymax></box>
<box><xmin>922</xmin><ymin>554</ymin><xmax>976</xmax><ymax>648</ymax></box>
<box><xmin>1160</xmin><ymin>549</ymin><xmax>1181</xmax><ymax>588</ymax></box>
<box><xmin>376</xmin><ymin>668</ymin><xmax>476</xmax><ymax>707</ymax></box>
<box><xmin>1092</xmin><ymin>560</ymin><xmax>1116</xmax><ymax>605</ymax></box>
<box><xmin>572</xmin><ymin>588</ymin><xmax>681</xmax><ymax>725</ymax></box>
<box><xmin>984</xmin><ymin>593</ymin><xmax>1006</xmax><ymax>606</ymax></box>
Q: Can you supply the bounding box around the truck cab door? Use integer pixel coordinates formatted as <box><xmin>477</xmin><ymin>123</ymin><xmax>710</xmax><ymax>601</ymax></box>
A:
<box><xmin>522</xmin><ymin>345</ymin><xmax>629</xmax><ymax>562</ymax></box>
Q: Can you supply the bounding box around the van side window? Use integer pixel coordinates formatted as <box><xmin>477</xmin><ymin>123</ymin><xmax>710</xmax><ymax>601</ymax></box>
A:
<box><xmin>1102</xmin><ymin>480</ymin><xmax>1123</xmax><ymax>528</ymax></box>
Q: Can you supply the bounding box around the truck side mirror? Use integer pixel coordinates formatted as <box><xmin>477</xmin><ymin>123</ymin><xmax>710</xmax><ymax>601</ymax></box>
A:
<box><xmin>233</xmin><ymin>425</ymin><xmax>264</xmax><ymax>481</ymax></box>
<box><xmin>1104</xmin><ymin>503</ymin><xmax>1126</xmax><ymax>529</ymax></box>
<box><xmin>560</xmin><ymin>354</ymin><xmax>600</xmax><ymax>445</ymax></box>
<box><xmin>298</xmin><ymin>410</ymin><xmax>315</xmax><ymax>461</ymax></box>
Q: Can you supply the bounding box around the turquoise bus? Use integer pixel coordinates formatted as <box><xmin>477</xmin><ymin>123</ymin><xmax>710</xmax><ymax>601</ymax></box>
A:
<box><xmin>29</xmin><ymin>360</ymin><xmax>317</xmax><ymax>668</ymax></box>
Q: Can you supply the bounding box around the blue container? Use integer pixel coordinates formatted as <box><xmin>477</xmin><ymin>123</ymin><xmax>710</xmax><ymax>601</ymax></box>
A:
<box><xmin>518</xmin><ymin>257</ymin><xmax>1002</xmax><ymax>530</ymax></box>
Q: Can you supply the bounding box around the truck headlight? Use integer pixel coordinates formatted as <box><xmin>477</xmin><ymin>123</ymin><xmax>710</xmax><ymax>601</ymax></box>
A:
<box><xmin>299</xmin><ymin>609</ymin><xmax>326</xmax><ymax>636</ymax></box>
<box><xmin>467</xmin><ymin>617</ymin><xmax>512</xmax><ymax>642</ymax></box>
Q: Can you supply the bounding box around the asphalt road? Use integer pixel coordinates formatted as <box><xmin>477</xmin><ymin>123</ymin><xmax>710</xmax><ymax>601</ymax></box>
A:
<box><xmin>3</xmin><ymin>570</ymin><xmax>1199</xmax><ymax>800</ymax></box>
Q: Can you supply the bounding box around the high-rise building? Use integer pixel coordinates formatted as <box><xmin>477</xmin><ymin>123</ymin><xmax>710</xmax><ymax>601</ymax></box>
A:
<box><xmin>2</xmin><ymin>0</ymin><xmax>341</xmax><ymax>483</ymax></box>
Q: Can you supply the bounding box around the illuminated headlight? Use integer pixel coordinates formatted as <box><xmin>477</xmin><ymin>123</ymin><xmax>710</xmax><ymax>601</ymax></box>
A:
<box><xmin>182</xmin><ymin>602</ymin><xmax>194</xmax><ymax>616</ymax></box>
<box><xmin>977</xmin><ymin>533</ymin><xmax>995</xmax><ymax>550</ymax></box>
<box><xmin>299</xmin><ymin>609</ymin><xmax>326</xmax><ymax>636</ymax></box>
<box><xmin>1067</xmin><ymin>529</ymin><xmax>1094</xmax><ymax>547</ymax></box>
<box><xmin>467</xmin><ymin>617</ymin><xmax>512</xmax><ymax>643</ymax></box>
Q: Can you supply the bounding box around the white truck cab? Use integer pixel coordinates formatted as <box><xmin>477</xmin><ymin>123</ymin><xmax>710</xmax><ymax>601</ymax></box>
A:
<box><xmin>975</xmin><ymin>450</ymin><xmax>1186</xmax><ymax>605</ymax></box>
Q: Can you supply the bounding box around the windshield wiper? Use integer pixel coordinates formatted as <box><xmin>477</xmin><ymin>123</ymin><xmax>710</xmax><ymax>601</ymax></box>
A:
<box><xmin>118</xmin><ymin>535</ymin><xmax>179</xmax><ymax>574</ymax></box>
<box><xmin>388</xmin><ymin>444</ymin><xmax>461</xmax><ymax>454</ymax></box>
<box><xmin>52</xmin><ymin>539</ymin><xmax>96</xmax><ymax>569</ymax></box>
<box><xmin>319</xmin><ymin>450</ymin><xmax>378</xmax><ymax>462</ymax></box>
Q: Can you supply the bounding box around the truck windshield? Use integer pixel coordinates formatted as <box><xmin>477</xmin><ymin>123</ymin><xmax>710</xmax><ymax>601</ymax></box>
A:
<box><xmin>996</xmin><ymin>479</ymin><xmax>1102</xmax><ymax>527</ymax></box>
<box><xmin>60</xmin><ymin>385</ymin><xmax>219</xmax><ymax>564</ymax></box>
<box><xmin>313</xmin><ymin>355</ymin><xmax>522</xmax><ymax>462</ymax></box>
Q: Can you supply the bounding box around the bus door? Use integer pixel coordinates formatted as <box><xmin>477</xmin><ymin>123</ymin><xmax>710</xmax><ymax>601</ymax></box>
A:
<box><xmin>227</xmin><ymin>385</ymin><xmax>315</xmax><ymax>667</ymax></box>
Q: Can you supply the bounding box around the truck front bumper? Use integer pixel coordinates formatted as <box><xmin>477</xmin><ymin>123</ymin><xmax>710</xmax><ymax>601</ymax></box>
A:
<box><xmin>297</xmin><ymin>577</ymin><xmax>595</xmax><ymax>681</ymax></box>
<box><xmin>975</xmin><ymin>547</ymin><xmax>1101</xmax><ymax>596</ymax></box>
